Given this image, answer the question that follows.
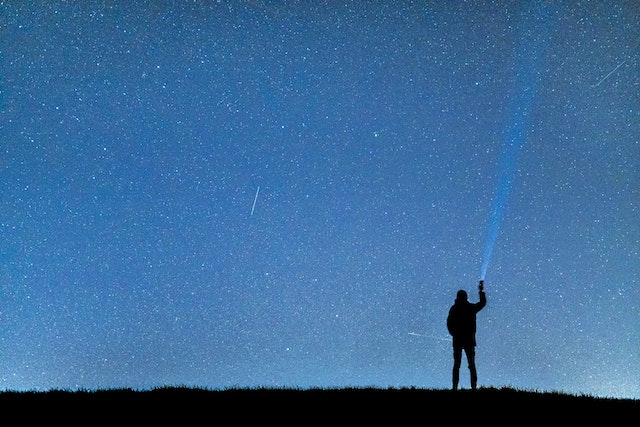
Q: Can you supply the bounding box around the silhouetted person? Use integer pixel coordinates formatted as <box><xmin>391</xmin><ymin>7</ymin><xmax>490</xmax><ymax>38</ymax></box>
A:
<box><xmin>447</xmin><ymin>280</ymin><xmax>486</xmax><ymax>391</ymax></box>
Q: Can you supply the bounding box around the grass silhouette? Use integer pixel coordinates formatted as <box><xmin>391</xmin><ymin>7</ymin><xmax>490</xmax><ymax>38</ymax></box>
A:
<box><xmin>2</xmin><ymin>385</ymin><xmax>637</xmax><ymax>422</ymax></box>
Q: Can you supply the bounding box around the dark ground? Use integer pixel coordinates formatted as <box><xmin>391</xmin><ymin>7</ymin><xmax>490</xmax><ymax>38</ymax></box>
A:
<box><xmin>2</xmin><ymin>386</ymin><xmax>637</xmax><ymax>423</ymax></box>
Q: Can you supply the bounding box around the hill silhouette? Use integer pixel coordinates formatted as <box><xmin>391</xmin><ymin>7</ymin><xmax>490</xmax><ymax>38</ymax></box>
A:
<box><xmin>1</xmin><ymin>386</ymin><xmax>637</xmax><ymax>423</ymax></box>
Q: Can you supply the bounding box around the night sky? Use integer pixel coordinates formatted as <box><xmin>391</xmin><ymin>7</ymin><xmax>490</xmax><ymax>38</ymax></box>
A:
<box><xmin>1</xmin><ymin>1</ymin><xmax>638</xmax><ymax>399</ymax></box>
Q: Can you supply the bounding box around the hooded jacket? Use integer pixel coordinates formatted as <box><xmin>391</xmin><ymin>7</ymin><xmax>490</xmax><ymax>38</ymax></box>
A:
<box><xmin>447</xmin><ymin>290</ymin><xmax>487</xmax><ymax>347</ymax></box>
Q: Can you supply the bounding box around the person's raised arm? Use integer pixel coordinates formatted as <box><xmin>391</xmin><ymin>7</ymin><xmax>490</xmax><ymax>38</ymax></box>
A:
<box><xmin>478</xmin><ymin>280</ymin><xmax>487</xmax><ymax>308</ymax></box>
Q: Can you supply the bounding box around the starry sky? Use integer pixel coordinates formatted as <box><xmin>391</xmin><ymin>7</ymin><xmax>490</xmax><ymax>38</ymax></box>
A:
<box><xmin>1</xmin><ymin>1</ymin><xmax>638</xmax><ymax>399</ymax></box>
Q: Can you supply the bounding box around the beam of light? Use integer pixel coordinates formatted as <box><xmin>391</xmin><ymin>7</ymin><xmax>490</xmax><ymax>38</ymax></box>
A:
<box><xmin>480</xmin><ymin>3</ymin><xmax>556</xmax><ymax>281</ymax></box>
<box><xmin>480</xmin><ymin>120</ymin><xmax>525</xmax><ymax>281</ymax></box>
<box><xmin>250</xmin><ymin>185</ymin><xmax>260</xmax><ymax>216</ymax></box>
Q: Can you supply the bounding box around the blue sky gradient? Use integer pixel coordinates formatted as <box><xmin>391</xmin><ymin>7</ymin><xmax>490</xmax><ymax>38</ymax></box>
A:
<box><xmin>1</xmin><ymin>1</ymin><xmax>638</xmax><ymax>398</ymax></box>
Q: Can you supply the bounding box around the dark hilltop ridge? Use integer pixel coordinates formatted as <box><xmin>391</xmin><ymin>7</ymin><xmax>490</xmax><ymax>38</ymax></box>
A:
<box><xmin>1</xmin><ymin>386</ymin><xmax>638</xmax><ymax>422</ymax></box>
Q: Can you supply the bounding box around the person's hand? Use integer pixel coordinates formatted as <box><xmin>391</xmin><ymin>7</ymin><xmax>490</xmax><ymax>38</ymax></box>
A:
<box><xmin>479</xmin><ymin>280</ymin><xmax>484</xmax><ymax>292</ymax></box>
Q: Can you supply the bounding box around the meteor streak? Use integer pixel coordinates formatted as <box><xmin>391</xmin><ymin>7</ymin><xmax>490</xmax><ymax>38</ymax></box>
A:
<box><xmin>408</xmin><ymin>332</ymin><xmax>451</xmax><ymax>342</ymax></box>
<box><xmin>250</xmin><ymin>186</ymin><xmax>260</xmax><ymax>216</ymax></box>
<box><xmin>592</xmin><ymin>60</ymin><xmax>626</xmax><ymax>88</ymax></box>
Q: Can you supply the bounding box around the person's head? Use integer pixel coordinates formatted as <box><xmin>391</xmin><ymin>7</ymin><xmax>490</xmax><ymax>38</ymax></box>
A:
<box><xmin>456</xmin><ymin>290</ymin><xmax>468</xmax><ymax>302</ymax></box>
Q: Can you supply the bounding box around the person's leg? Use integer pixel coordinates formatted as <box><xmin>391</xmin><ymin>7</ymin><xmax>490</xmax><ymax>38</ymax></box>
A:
<box><xmin>465</xmin><ymin>346</ymin><xmax>477</xmax><ymax>390</ymax></box>
<box><xmin>452</xmin><ymin>345</ymin><xmax>462</xmax><ymax>390</ymax></box>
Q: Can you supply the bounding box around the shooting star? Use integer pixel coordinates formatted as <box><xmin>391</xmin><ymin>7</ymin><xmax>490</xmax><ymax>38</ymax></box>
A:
<box><xmin>408</xmin><ymin>332</ymin><xmax>451</xmax><ymax>342</ymax></box>
<box><xmin>250</xmin><ymin>186</ymin><xmax>260</xmax><ymax>216</ymax></box>
<box><xmin>592</xmin><ymin>60</ymin><xmax>626</xmax><ymax>88</ymax></box>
